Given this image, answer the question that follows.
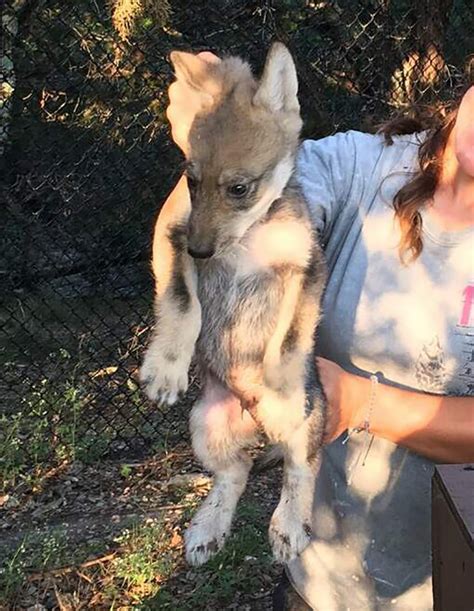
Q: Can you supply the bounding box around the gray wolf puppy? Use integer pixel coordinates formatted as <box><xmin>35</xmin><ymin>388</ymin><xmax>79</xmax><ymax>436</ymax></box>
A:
<box><xmin>141</xmin><ymin>43</ymin><xmax>327</xmax><ymax>565</ymax></box>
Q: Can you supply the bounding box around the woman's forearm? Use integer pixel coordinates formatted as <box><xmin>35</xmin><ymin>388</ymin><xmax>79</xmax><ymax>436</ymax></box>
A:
<box><xmin>349</xmin><ymin>374</ymin><xmax>474</xmax><ymax>463</ymax></box>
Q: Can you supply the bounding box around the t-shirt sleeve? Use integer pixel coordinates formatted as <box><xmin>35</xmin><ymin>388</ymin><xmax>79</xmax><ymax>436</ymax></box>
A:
<box><xmin>296</xmin><ymin>130</ymin><xmax>385</xmax><ymax>241</ymax></box>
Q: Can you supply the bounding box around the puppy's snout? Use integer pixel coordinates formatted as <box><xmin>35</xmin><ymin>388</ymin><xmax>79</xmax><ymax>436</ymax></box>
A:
<box><xmin>187</xmin><ymin>211</ymin><xmax>216</xmax><ymax>259</ymax></box>
<box><xmin>187</xmin><ymin>246</ymin><xmax>215</xmax><ymax>259</ymax></box>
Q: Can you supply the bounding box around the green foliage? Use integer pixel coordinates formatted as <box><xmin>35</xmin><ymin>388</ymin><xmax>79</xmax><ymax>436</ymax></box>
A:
<box><xmin>191</xmin><ymin>503</ymin><xmax>273</xmax><ymax>606</ymax></box>
<box><xmin>120</xmin><ymin>463</ymin><xmax>132</xmax><ymax>478</ymax></box>
<box><xmin>111</xmin><ymin>0</ymin><xmax>171</xmax><ymax>41</ymax></box>
<box><xmin>1</xmin><ymin>379</ymin><xmax>83</xmax><ymax>491</ymax></box>
<box><xmin>0</xmin><ymin>538</ymin><xmax>28</xmax><ymax>603</ymax></box>
<box><xmin>112</xmin><ymin>518</ymin><xmax>174</xmax><ymax>601</ymax></box>
<box><xmin>150</xmin><ymin>501</ymin><xmax>274</xmax><ymax>609</ymax></box>
<box><xmin>0</xmin><ymin>479</ymin><xmax>275</xmax><ymax>609</ymax></box>
<box><xmin>0</xmin><ymin>528</ymin><xmax>107</xmax><ymax>607</ymax></box>
<box><xmin>0</xmin><ymin>349</ymin><xmax>112</xmax><ymax>491</ymax></box>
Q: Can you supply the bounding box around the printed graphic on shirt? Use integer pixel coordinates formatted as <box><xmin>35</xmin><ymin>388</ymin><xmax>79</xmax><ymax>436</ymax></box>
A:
<box><xmin>415</xmin><ymin>336</ymin><xmax>447</xmax><ymax>393</ymax></box>
<box><xmin>459</xmin><ymin>284</ymin><xmax>474</xmax><ymax>327</ymax></box>
<box><xmin>454</xmin><ymin>334</ymin><xmax>474</xmax><ymax>395</ymax></box>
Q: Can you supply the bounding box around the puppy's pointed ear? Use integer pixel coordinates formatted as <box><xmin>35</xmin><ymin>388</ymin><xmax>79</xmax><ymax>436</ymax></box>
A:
<box><xmin>169</xmin><ymin>51</ymin><xmax>219</xmax><ymax>102</ymax></box>
<box><xmin>253</xmin><ymin>43</ymin><xmax>299</xmax><ymax>114</ymax></box>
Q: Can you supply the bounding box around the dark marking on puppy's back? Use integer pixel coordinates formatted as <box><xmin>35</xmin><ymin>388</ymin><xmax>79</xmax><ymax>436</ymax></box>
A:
<box><xmin>172</xmin><ymin>268</ymin><xmax>191</xmax><ymax>313</ymax></box>
<box><xmin>281</xmin><ymin>323</ymin><xmax>299</xmax><ymax>355</ymax></box>
<box><xmin>281</xmin><ymin>180</ymin><xmax>307</xmax><ymax>216</ymax></box>
<box><xmin>265</xmin><ymin>184</ymin><xmax>306</xmax><ymax>222</ymax></box>
<box><xmin>266</xmin><ymin>197</ymin><xmax>288</xmax><ymax>220</ymax></box>
<box><xmin>168</xmin><ymin>223</ymin><xmax>188</xmax><ymax>253</ymax></box>
<box><xmin>303</xmin><ymin>242</ymin><xmax>326</xmax><ymax>290</ymax></box>
<box><xmin>305</xmin><ymin>358</ymin><xmax>327</xmax><ymax>460</ymax></box>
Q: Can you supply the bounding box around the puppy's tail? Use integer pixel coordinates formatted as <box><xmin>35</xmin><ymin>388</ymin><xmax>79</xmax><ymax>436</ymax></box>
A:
<box><xmin>252</xmin><ymin>444</ymin><xmax>284</xmax><ymax>473</ymax></box>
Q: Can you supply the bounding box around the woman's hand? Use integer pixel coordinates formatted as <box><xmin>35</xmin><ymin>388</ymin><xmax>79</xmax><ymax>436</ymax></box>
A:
<box><xmin>317</xmin><ymin>357</ymin><xmax>366</xmax><ymax>444</ymax></box>
<box><xmin>167</xmin><ymin>51</ymin><xmax>221</xmax><ymax>154</ymax></box>
<box><xmin>317</xmin><ymin>356</ymin><xmax>474</xmax><ymax>462</ymax></box>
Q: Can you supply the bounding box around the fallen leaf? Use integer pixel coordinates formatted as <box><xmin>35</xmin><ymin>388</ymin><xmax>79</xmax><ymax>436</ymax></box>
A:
<box><xmin>166</xmin><ymin>473</ymin><xmax>211</xmax><ymax>490</ymax></box>
<box><xmin>89</xmin><ymin>366</ymin><xmax>118</xmax><ymax>379</ymax></box>
<box><xmin>0</xmin><ymin>494</ymin><xmax>9</xmax><ymax>507</ymax></box>
<box><xmin>170</xmin><ymin>531</ymin><xmax>182</xmax><ymax>548</ymax></box>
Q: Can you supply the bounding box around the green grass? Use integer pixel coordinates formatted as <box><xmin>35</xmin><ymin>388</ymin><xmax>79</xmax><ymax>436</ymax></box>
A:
<box><xmin>0</xmin><ymin>338</ymin><xmax>147</xmax><ymax>493</ymax></box>
<box><xmin>0</xmin><ymin>368</ymin><xmax>110</xmax><ymax>492</ymax></box>
<box><xmin>0</xmin><ymin>497</ymin><xmax>275</xmax><ymax>610</ymax></box>
<box><xmin>0</xmin><ymin>527</ymin><xmax>99</xmax><ymax>605</ymax></box>
<box><xmin>0</xmin><ymin>514</ymin><xmax>178</xmax><ymax>608</ymax></box>
<box><xmin>1</xmin><ymin>379</ymin><xmax>81</xmax><ymax>491</ymax></box>
<box><xmin>110</xmin><ymin>518</ymin><xmax>176</xmax><ymax>603</ymax></box>
<box><xmin>150</xmin><ymin>501</ymin><xmax>275</xmax><ymax>609</ymax></box>
<box><xmin>0</xmin><ymin>538</ymin><xmax>28</xmax><ymax>602</ymax></box>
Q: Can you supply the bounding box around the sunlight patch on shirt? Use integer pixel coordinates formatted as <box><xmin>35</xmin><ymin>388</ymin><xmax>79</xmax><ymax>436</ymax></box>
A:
<box><xmin>448</xmin><ymin>240</ymin><xmax>474</xmax><ymax>277</ymax></box>
<box><xmin>293</xmin><ymin>538</ymin><xmax>374</xmax><ymax>610</ymax></box>
<box><xmin>345</xmin><ymin>436</ymin><xmax>394</xmax><ymax>500</ymax></box>
<box><xmin>361</xmin><ymin>211</ymin><xmax>400</xmax><ymax>253</ymax></box>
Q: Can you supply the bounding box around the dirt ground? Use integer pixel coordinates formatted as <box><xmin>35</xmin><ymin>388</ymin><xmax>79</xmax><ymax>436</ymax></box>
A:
<box><xmin>0</xmin><ymin>284</ymin><xmax>284</xmax><ymax>609</ymax></box>
<box><xmin>1</xmin><ymin>437</ymin><xmax>284</xmax><ymax>610</ymax></box>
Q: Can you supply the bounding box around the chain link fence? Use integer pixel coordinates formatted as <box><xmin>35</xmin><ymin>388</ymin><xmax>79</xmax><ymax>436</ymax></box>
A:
<box><xmin>1</xmin><ymin>0</ymin><xmax>473</xmax><ymax>493</ymax></box>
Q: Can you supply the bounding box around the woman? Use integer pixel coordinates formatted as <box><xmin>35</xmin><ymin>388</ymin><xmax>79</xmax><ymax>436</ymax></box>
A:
<box><xmin>166</xmin><ymin>53</ymin><xmax>474</xmax><ymax>610</ymax></box>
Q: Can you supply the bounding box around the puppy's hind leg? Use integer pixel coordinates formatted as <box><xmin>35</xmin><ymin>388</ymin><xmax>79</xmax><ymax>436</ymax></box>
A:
<box><xmin>185</xmin><ymin>376</ymin><xmax>258</xmax><ymax>566</ymax></box>
<box><xmin>268</xmin><ymin>390</ymin><xmax>326</xmax><ymax>563</ymax></box>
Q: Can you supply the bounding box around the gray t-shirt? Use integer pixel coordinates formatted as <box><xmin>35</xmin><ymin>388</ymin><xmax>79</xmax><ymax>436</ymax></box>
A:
<box><xmin>287</xmin><ymin>130</ymin><xmax>474</xmax><ymax>610</ymax></box>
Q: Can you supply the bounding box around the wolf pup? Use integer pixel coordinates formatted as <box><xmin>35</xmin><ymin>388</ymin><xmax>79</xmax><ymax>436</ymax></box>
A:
<box><xmin>140</xmin><ymin>43</ymin><xmax>327</xmax><ymax>565</ymax></box>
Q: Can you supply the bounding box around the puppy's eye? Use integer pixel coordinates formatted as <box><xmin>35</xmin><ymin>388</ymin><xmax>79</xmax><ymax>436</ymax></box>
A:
<box><xmin>227</xmin><ymin>183</ymin><xmax>248</xmax><ymax>198</ymax></box>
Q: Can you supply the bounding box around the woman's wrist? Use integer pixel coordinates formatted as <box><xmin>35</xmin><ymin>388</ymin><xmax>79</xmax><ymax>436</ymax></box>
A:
<box><xmin>345</xmin><ymin>372</ymin><xmax>372</xmax><ymax>431</ymax></box>
<box><xmin>321</xmin><ymin>358</ymin><xmax>474</xmax><ymax>462</ymax></box>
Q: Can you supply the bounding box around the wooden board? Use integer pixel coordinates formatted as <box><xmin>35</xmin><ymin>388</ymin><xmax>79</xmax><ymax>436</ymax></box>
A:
<box><xmin>432</xmin><ymin>464</ymin><xmax>474</xmax><ymax>611</ymax></box>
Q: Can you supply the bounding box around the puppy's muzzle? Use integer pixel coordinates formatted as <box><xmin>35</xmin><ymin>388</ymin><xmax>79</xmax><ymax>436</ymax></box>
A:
<box><xmin>187</xmin><ymin>246</ymin><xmax>215</xmax><ymax>259</ymax></box>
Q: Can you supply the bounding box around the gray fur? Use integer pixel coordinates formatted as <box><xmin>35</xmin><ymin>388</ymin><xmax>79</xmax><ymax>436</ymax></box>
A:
<box><xmin>141</xmin><ymin>43</ymin><xmax>328</xmax><ymax>565</ymax></box>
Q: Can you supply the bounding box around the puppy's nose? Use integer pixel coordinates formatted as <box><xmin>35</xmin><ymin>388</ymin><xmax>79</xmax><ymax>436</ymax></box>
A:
<box><xmin>187</xmin><ymin>246</ymin><xmax>215</xmax><ymax>259</ymax></box>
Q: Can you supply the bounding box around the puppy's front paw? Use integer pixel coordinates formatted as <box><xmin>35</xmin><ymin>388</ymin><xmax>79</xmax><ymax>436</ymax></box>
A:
<box><xmin>269</xmin><ymin>503</ymin><xmax>312</xmax><ymax>563</ymax></box>
<box><xmin>140</xmin><ymin>345</ymin><xmax>189</xmax><ymax>405</ymax></box>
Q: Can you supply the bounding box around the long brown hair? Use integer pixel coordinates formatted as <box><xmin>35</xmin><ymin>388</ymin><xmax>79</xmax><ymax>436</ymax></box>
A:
<box><xmin>378</xmin><ymin>105</ymin><xmax>458</xmax><ymax>263</ymax></box>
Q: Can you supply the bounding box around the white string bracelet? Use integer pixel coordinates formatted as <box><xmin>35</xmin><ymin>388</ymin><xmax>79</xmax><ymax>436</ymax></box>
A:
<box><xmin>343</xmin><ymin>372</ymin><xmax>381</xmax><ymax>483</ymax></box>
<box><xmin>354</xmin><ymin>373</ymin><xmax>379</xmax><ymax>434</ymax></box>
<box><xmin>342</xmin><ymin>372</ymin><xmax>380</xmax><ymax>444</ymax></box>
